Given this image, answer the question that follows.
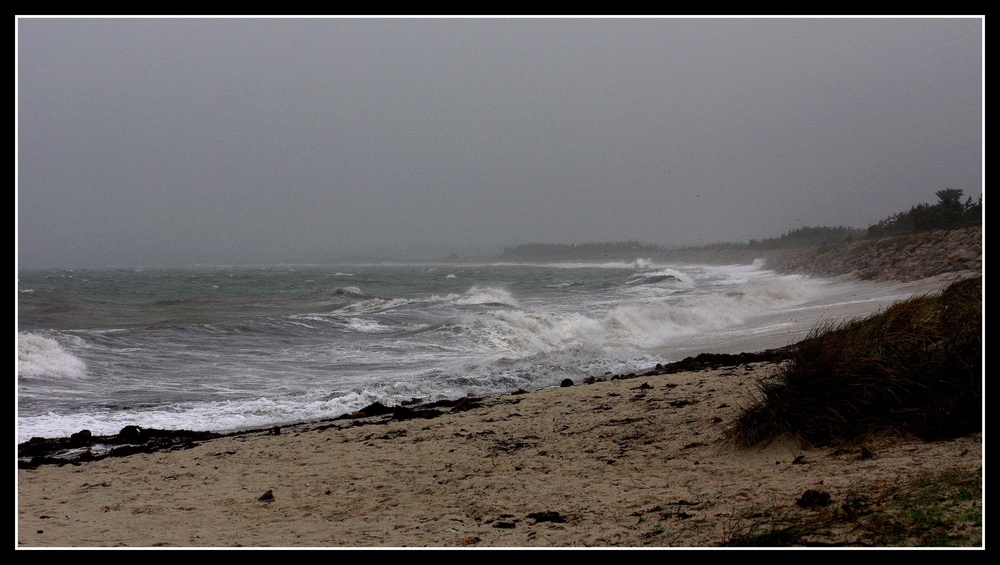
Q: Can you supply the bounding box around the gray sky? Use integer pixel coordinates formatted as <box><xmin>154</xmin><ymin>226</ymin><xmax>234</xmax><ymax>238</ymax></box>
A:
<box><xmin>16</xmin><ymin>17</ymin><xmax>983</xmax><ymax>267</ymax></box>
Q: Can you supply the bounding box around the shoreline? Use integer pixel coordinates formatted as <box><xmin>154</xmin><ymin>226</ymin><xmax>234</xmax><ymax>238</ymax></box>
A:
<box><xmin>17</xmin><ymin>357</ymin><xmax>982</xmax><ymax>547</ymax></box>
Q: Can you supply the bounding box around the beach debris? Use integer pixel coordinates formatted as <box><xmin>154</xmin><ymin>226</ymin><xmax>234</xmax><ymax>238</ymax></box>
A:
<box><xmin>526</xmin><ymin>511</ymin><xmax>566</xmax><ymax>524</ymax></box>
<box><xmin>647</xmin><ymin>350</ymin><xmax>791</xmax><ymax>377</ymax></box>
<box><xmin>271</xmin><ymin>426</ymin><xmax>281</xmax><ymax>436</ymax></box>
<box><xmin>490</xmin><ymin>438</ymin><xmax>532</xmax><ymax>454</ymax></box>
<box><xmin>18</xmin><ymin>427</ymin><xmax>220</xmax><ymax>469</ymax></box>
<box><xmin>792</xmin><ymin>455</ymin><xmax>807</xmax><ymax>464</ymax></box>
<box><xmin>560</xmin><ymin>379</ymin><xmax>574</xmax><ymax>387</ymax></box>
<box><xmin>452</xmin><ymin>397</ymin><xmax>482</xmax><ymax>411</ymax></box>
<box><xmin>390</xmin><ymin>407</ymin><xmax>443</xmax><ymax>421</ymax></box>
<box><xmin>257</xmin><ymin>489</ymin><xmax>275</xmax><ymax>502</ymax></box>
<box><xmin>354</xmin><ymin>402</ymin><xmax>394</xmax><ymax>418</ymax></box>
<box><xmin>459</xmin><ymin>535</ymin><xmax>480</xmax><ymax>546</ymax></box>
<box><xmin>118</xmin><ymin>426</ymin><xmax>143</xmax><ymax>443</ymax></box>
<box><xmin>796</xmin><ymin>489</ymin><xmax>831</xmax><ymax>508</ymax></box>
<box><xmin>633</xmin><ymin>382</ymin><xmax>653</xmax><ymax>390</ymax></box>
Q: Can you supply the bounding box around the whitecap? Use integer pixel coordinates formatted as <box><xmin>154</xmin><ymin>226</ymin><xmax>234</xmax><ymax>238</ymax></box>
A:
<box><xmin>18</xmin><ymin>333</ymin><xmax>87</xmax><ymax>379</ymax></box>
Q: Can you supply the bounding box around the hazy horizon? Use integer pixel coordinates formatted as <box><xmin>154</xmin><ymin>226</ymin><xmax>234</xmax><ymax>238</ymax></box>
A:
<box><xmin>17</xmin><ymin>17</ymin><xmax>983</xmax><ymax>269</ymax></box>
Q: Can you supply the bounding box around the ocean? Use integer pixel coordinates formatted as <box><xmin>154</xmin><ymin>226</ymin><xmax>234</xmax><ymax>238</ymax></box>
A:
<box><xmin>17</xmin><ymin>260</ymin><xmax>923</xmax><ymax>443</ymax></box>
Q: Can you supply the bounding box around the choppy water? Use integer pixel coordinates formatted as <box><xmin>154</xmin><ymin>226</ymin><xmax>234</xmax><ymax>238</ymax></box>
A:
<box><xmin>17</xmin><ymin>260</ymin><xmax>921</xmax><ymax>442</ymax></box>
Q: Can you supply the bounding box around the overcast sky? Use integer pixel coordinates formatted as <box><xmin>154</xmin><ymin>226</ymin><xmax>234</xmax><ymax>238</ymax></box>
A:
<box><xmin>16</xmin><ymin>17</ymin><xmax>983</xmax><ymax>267</ymax></box>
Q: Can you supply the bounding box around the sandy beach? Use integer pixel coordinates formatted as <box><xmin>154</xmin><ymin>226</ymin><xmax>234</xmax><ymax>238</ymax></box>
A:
<box><xmin>17</xmin><ymin>359</ymin><xmax>982</xmax><ymax>547</ymax></box>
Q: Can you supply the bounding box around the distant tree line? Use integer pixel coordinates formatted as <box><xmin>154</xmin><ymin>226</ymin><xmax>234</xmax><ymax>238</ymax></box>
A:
<box><xmin>866</xmin><ymin>189</ymin><xmax>982</xmax><ymax>238</ymax></box>
<box><xmin>751</xmin><ymin>188</ymin><xmax>981</xmax><ymax>250</ymax></box>
<box><xmin>499</xmin><ymin>189</ymin><xmax>981</xmax><ymax>259</ymax></box>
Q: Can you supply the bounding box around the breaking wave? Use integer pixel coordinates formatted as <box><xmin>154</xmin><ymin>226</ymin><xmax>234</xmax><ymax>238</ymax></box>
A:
<box><xmin>18</xmin><ymin>333</ymin><xmax>87</xmax><ymax>380</ymax></box>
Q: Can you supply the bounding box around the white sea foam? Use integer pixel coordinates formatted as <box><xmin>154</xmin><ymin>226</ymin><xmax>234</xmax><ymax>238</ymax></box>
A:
<box><xmin>332</xmin><ymin>286</ymin><xmax>364</xmax><ymax>296</ymax></box>
<box><xmin>453</xmin><ymin>286</ymin><xmax>519</xmax><ymax>307</ymax></box>
<box><xmin>18</xmin><ymin>333</ymin><xmax>87</xmax><ymax>379</ymax></box>
<box><xmin>18</xmin><ymin>262</ymin><xmax>910</xmax><ymax>443</ymax></box>
<box><xmin>336</xmin><ymin>297</ymin><xmax>411</xmax><ymax>314</ymax></box>
<box><xmin>345</xmin><ymin>318</ymin><xmax>395</xmax><ymax>333</ymax></box>
<box><xmin>459</xmin><ymin>310</ymin><xmax>605</xmax><ymax>355</ymax></box>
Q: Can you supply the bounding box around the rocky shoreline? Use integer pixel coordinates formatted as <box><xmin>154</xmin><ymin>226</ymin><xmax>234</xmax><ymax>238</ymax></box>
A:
<box><xmin>651</xmin><ymin>226</ymin><xmax>982</xmax><ymax>284</ymax></box>
<box><xmin>763</xmin><ymin>226</ymin><xmax>982</xmax><ymax>282</ymax></box>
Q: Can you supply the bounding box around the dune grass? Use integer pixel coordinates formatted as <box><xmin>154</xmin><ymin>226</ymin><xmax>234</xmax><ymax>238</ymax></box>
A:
<box><xmin>730</xmin><ymin>276</ymin><xmax>982</xmax><ymax>447</ymax></box>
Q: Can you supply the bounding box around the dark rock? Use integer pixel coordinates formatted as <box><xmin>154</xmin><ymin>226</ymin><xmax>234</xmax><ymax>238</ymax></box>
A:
<box><xmin>560</xmin><ymin>379</ymin><xmax>574</xmax><ymax>387</ymax></box>
<box><xmin>356</xmin><ymin>402</ymin><xmax>394</xmax><ymax>417</ymax></box>
<box><xmin>796</xmin><ymin>489</ymin><xmax>831</xmax><ymax>508</ymax></box>
<box><xmin>118</xmin><ymin>426</ymin><xmax>144</xmax><ymax>443</ymax></box>
<box><xmin>18</xmin><ymin>428</ymin><xmax>222</xmax><ymax>469</ymax></box>
<box><xmin>258</xmin><ymin>489</ymin><xmax>275</xmax><ymax>502</ymax></box>
<box><xmin>453</xmin><ymin>397</ymin><xmax>482</xmax><ymax>412</ymax></box>
<box><xmin>391</xmin><ymin>407</ymin><xmax>443</xmax><ymax>421</ymax></box>
<box><xmin>527</xmin><ymin>511</ymin><xmax>566</xmax><ymax>523</ymax></box>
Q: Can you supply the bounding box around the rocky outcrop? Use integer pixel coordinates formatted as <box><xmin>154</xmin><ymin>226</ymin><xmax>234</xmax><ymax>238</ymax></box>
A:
<box><xmin>764</xmin><ymin>227</ymin><xmax>982</xmax><ymax>282</ymax></box>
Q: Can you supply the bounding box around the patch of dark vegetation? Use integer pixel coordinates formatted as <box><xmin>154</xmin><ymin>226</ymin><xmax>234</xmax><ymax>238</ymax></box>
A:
<box><xmin>722</xmin><ymin>468</ymin><xmax>981</xmax><ymax>547</ymax></box>
<box><xmin>730</xmin><ymin>276</ymin><xmax>981</xmax><ymax>447</ymax></box>
<box><xmin>867</xmin><ymin>188</ymin><xmax>981</xmax><ymax>238</ymax></box>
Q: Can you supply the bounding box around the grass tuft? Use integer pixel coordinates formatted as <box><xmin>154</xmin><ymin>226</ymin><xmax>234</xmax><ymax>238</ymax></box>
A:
<box><xmin>730</xmin><ymin>276</ymin><xmax>981</xmax><ymax>447</ymax></box>
<box><xmin>721</xmin><ymin>468</ymin><xmax>982</xmax><ymax>547</ymax></box>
